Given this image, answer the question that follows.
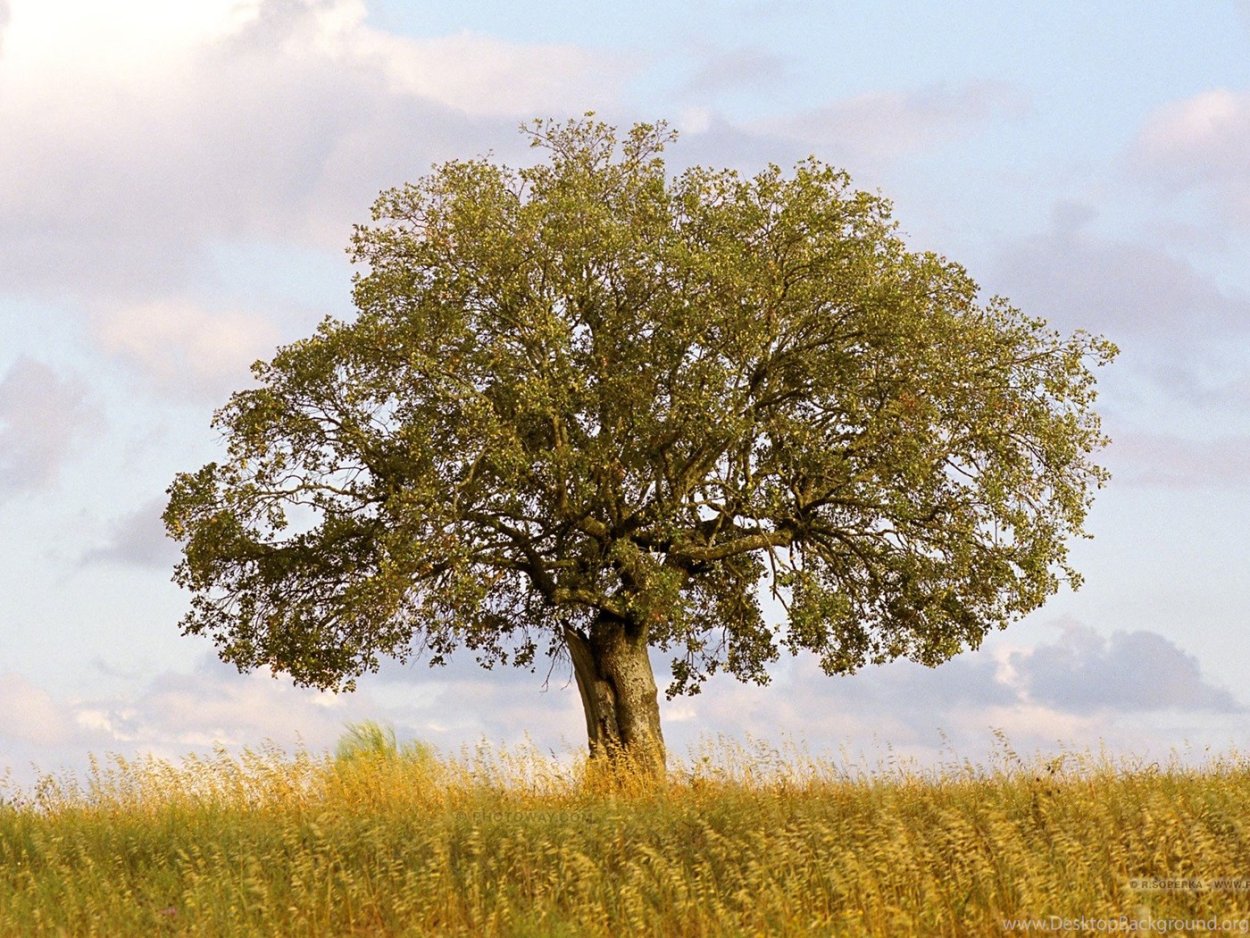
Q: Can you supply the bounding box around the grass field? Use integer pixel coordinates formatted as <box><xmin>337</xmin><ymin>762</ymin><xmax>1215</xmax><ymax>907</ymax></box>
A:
<box><xmin>2</xmin><ymin>728</ymin><xmax>1249</xmax><ymax>936</ymax></box>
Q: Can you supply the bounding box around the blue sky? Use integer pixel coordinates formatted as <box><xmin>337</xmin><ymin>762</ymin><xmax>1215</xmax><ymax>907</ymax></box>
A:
<box><xmin>2</xmin><ymin>0</ymin><xmax>1249</xmax><ymax>783</ymax></box>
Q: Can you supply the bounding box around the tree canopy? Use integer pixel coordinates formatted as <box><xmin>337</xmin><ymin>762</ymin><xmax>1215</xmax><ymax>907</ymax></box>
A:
<box><xmin>165</xmin><ymin>117</ymin><xmax>1115</xmax><ymax>771</ymax></box>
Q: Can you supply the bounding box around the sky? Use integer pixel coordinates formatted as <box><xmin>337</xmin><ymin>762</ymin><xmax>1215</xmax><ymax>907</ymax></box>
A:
<box><xmin>3</xmin><ymin>0</ymin><xmax>1250</xmax><ymax>785</ymax></box>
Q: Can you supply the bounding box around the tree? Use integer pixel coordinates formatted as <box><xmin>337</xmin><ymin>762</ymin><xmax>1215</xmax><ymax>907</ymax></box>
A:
<box><xmin>164</xmin><ymin>117</ymin><xmax>1115</xmax><ymax>776</ymax></box>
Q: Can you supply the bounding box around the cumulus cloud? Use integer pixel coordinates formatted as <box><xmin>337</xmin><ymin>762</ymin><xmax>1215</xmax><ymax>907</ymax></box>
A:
<box><xmin>376</xmin><ymin>649</ymin><xmax>587</xmax><ymax>746</ymax></box>
<box><xmin>991</xmin><ymin>201</ymin><xmax>1250</xmax><ymax>342</ymax></box>
<box><xmin>0</xmin><ymin>652</ymin><xmax>582</xmax><ymax>786</ymax></box>
<box><xmin>764</xmin><ymin>81</ymin><xmax>1030</xmax><ymax>170</ymax></box>
<box><xmin>93</xmin><ymin>299</ymin><xmax>281</xmax><ymax>399</ymax></box>
<box><xmin>336</xmin><ymin>30</ymin><xmax>629</xmax><ymax>119</ymax></box>
<box><xmin>72</xmin><ymin>657</ymin><xmax>366</xmax><ymax>751</ymax></box>
<box><xmin>0</xmin><ymin>657</ymin><xmax>382</xmax><ymax>785</ymax></box>
<box><xmin>1133</xmin><ymin>88</ymin><xmax>1250</xmax><ymax>225</ymax></box>
<box><xmin>0</xmin><ymin>357</ymin><xmax>94</xmax><ymax>495</ymax></box>
<box><xmin>649</xmin><ymin>619</ymin><xmax>1245</xmax><ymax>765</ymax></box>
<box><xmin>0</xmin><ymin>0</ymin><xmax>633</xmax><ymax>304</ymax></box>
<box><xmin>1011</xmin><ymin>622</ymin><xmax>1242</xmax><ymax>713</ymax></box>
<box><xmin>1</xmin><ymin>618</ymin><xmax>1242</xmax><ymax>787</ymax></box>
<box><xmin>647</xmin><ymin>655</ymin><xmax>1050</xmax><ymax>769</ymax></box>
<box><xmin>991</xmin><ymin>203</ymin><xmax>1250</xmax><ymax>484</ymax></box>
<box><xmin>83</xmin><ymin>497</ymin><xmax>181</xmax><ymax>569</ymax></box>
<box><xmin>655</xmin><ymin>642</ymin><xmax>1013</xmax><ymax>752</ymax></box>
<box><xmin>0</xmin><ymin>673</ymin><xmax>75</xmax><ymax>745</ymax></box>
<box><xmin>375</xmin><ymin>617</ymin><xmax>1244</xmax><ymax>764</ymax></box>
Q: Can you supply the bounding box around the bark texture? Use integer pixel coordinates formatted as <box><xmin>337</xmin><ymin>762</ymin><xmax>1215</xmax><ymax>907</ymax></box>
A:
<box><xmin>564</xmin><ymin>614</ymin><xmax>665</xmax><ymax>777</ymax></box>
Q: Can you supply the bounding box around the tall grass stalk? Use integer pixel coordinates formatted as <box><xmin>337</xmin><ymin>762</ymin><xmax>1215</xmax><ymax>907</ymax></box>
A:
<box><xmin>2</xmin><ymin>737</ymin><xmax>1249</xmax><ymax>936</ymax></box>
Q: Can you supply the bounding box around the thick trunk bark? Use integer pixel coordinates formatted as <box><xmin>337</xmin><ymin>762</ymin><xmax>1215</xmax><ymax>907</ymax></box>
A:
<box><xmin>564</xmin><ymin>613</ymin><xmax>665</xmax><ymax>778</ymax></box>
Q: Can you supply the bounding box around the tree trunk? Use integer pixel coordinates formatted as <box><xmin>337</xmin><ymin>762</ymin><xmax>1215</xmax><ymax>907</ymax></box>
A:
<box><xmin>564</xmin><ymin>613</ymin><xmax>666</xmax><ymax>778</ymax></box>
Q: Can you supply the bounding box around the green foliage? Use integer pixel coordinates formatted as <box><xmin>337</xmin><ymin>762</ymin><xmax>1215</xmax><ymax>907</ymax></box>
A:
<box><xmin>335</xmin><ymin>720</ymin><xmax>398</xmax><ymax>761</ymax></box>
<box><xmin>2</xmin><ymin>742</ymin><xmax>1249</xmax><ymax>936</ymax></box>
<box><xmin>335</xmin><ymin>720</ymin><xmax>436</xmax><ymax>768</ymax></box>
<box><xmin>164</xmin><ymin>116</ymin><xmax>1116</xmax><ymax>703</ymax></box>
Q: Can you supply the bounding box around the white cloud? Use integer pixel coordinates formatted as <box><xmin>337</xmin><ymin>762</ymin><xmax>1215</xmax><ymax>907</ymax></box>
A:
<box><xmin>0</xmin><ymin>357</ymin><xmax>94</xmax><ymax>495</ymax></box>
<box><xmin>991</xmin><ymin>202</ymin><xmax>1250</xmax><ymax>343</ymax></box>
<box><xmin>214</xmin><ymin>0</ymin><xmax>631</xmax><ymax>118</ymax></box>
<box><xmin>650</xmin><ymin>618</ymin><xmax>1246</xmax><ymax>768</ymax></box>
<box><xmin>376</xmin><ymin>651</ymin><xmax>587</xmax><ymax>746</ymax></box>
<box><xmin>346</xmin><ymin>29</ymin><xmax>630</xmax><ymax>118</ymax></box>
<box><xmin>1</xmin><ymin>617</ymin><xmax>1244</xmax><ymax>788</ymax></box>
<box><xmin>2</xmin><ymin>0</ymin><xmax>624</xmax><ymax>117</ymax></box>
<box><xmin>990</xmin><ymin>202</ymin><xmax>1250</xmax><ymax>458</ymax></box>
<box><xmin>1134</xmin><ymin>88</ymin><xmax>1250</xmax><ymax>225</ymax></box>
<box><xmin>96</xmin><ymin>663</ymin><xmax>353</xmax><ymax>749</ymax></box>
<box><xmin>1</xmin><ymin>0</ymin><xmax>253</xmax><ymax>79</ymax></box>
<box><xmin>0</xmin><ymin>673</ymin><xmax>74</xmax><ymax>745</ymax></box>
<box><xmin>764</xmin><ymin>81</ymin><xmax>1030</xmax><ymax>169</ymax></box>
<box><xmin>1011</xmin><ymin>622</ymin><xmax>1241</xmax><ymax>713</ymax></box>
<box><xmin>82</xmin><ymin>496</ymin><xmax>181</xmax><ymax>569</ymax></box>
<box><xmin>0</xmin><ymin>652</ymin><xmax>581</xmax><ymax>786</ymax></box>
<box><xmin>94</xmin><ymin>300</ymin><xmax>280</xmax><ymax>398</ymax></box>
<box><xmin>0</xmin><ymin>0</ymin><xmax>634</xmax><ymax>304</ymax></box>
<box><xmin>0</xmin><ymin>658</ymin><xmax>378</xmax><ymax>784</ymax></box>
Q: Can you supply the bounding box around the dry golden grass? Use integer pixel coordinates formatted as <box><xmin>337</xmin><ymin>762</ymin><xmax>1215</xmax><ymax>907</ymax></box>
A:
<box><xmin>2</xmin><ymin>731</ymin><xmax>1250</xmax><ymax>936</ymax></box>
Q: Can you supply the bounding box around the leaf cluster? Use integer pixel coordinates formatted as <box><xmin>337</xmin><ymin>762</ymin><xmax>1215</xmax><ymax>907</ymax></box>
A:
<box><xmin>165</xmin><ymin>117</ymin><xmax>1116</xmax><ymax>695</ymax></box>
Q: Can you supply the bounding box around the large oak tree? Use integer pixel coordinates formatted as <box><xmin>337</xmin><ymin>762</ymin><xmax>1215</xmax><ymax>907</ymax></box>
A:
<box><xmin>165</xmin><ymin>118</ymin><xmax>1115</xmax><ymax>774</ymax></box>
